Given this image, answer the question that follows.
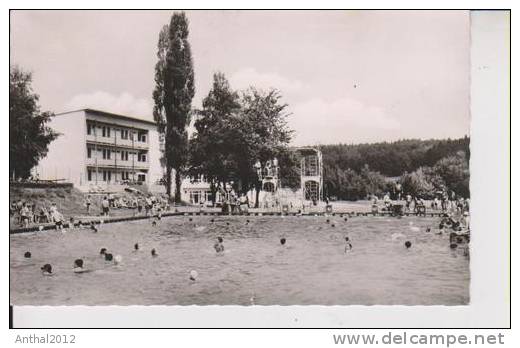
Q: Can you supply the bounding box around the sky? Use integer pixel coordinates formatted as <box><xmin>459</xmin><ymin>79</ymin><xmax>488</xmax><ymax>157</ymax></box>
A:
<box><xmin>10</xmin><ymin>10</ymin><xmax>470</xmax><ymax>146</ymax></box>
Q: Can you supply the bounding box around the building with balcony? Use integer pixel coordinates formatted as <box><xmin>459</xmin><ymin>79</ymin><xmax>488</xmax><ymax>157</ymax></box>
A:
<box><xmin>35</xmin><ymin>109</ymin><xmax>167</xmax><ymax>192</ymax></box>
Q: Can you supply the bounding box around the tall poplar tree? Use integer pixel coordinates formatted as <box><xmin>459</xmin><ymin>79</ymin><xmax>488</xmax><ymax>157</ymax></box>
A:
<box><xmin>153</xmin><ymin>12</ymin><xmax>195</xmax><ymax>202</ymax></box>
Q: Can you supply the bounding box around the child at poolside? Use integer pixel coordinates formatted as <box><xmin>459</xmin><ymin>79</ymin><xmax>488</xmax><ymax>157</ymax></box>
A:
<box><xmin>101</xmin><ymin>196</ymin><xmax>110</xmax><ymax>216</ymax></box>
<box><xmin>20</xmin><ymin>203</ymin><xmax>30</xmax><ymax>228</ymax></box>
<box><xmin>85</xmin><ymin>195</ymin><xmax>92</xmax><ymax>215</ymax></box>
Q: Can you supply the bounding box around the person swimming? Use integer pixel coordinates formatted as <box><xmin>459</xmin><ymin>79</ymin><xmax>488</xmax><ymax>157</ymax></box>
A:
<box><xmin>450</xmin><ymin>243</ymin><xmax>458</xmax><ymax>249</ymax></box>
<box><xmin>114</xmin><ymin>255</ymin><xmax>123</xmax><ymax>265</ymax></box>
<box><xmin>280</xmin><ymin>237</ymin><xmax>286</xmax><ymax>245</ymax></box>
<box><xmin>344</xmin><ymin>237</ymin><xmax>353</xmax><ymax>253</ymax></box>
<box><xmin>151</xmin><ymin>248</ymin><xmax>158</xmax><ymax>257</ymax></box>
<box><xmin>426</xmin><ymin>227</ymin><xmax>431</xmax><ymax>233</ymax></box>
<box><xmin>214</xmin><ymin>237</ymin><xmax>224</xmax><ymax>253</ymax></box>
<box><xmin>134</xmin><ymin>243</ymin><xmax>139</xmax><ymax>251</ymax></box>
<box><xmin>405</xmin><ymin>241</ymin><xmax>412</xmax><ymax>249</ymax></box>
<box><xmin>74</xmin><ymin>259</ymin><xmax>84</xmax><ymax>268</ymax></box>
<box><xmin>99</xmin><ymin>248</ymin><xmax>107</xmax><ymax>256</ymax></box>
<box><xmin>189</xmin><ymin>270</ymin><xmax>198</xmax><ymax>281</ymax></box>
<box><xmin>24</xmin><ymin>251</ymin><xmax>31</xmax><ymax>258</ymax></box>
<box><xmin>104</xmin><ymin>253</ymin><xmax>113</xmax><ymax>261</ymax></box>
<box><xmin>90</xmin><ymin>223</ymin><xmax>98</xmax><ymax>233</ymax></box>
<box><xmin>41</xmin><ymin>264</ymin><xmax>52</xmax><ymax>275</ymax></box>
<box><xmin>152</xmin><ymin>220</ymin><xmax>157</xmax><ymax>226</ymax></box>
<box><xmin>210</xmin><ymin>218</ymin><xmax>215</xmax><ymax>223</ymax></box>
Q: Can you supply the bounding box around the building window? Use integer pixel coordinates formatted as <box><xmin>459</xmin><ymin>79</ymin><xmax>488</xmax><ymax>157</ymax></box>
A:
<box><xmin>87</xmin><ymin>147</ymin><xmax>92</xmax><ymax>158</ymax></box>
<box><xmin>138</xmin><ymin>153</ymin><xmax>147</xmax><ymax>162</ymax></box>
<box><xmin>87</xmin><ymin>170</ymin><xmax>92</xmax><ymax>181</ymax></box>
<box><xmin>138</xmin><ymin>132</ymin><xmax>147</xmax><ymax>142</ymax></box>
<box><xmin>138</xmin><ymin>174</ymin><xmax>145</xmax><ymax>182</ymax></box>
<box><xmin>103</xmin><ymin>170</ymin><xmax>112</xmax><ymax>182</ymax></box>
<box><xmin>102</xmin><ymin>149</ymin><xmax>111</xmax><ymax>160</ymax></box>
<box><xmin>121</xmin><ymin>129</ymin><xmax>129</xmax><ymax>140</ymax></box>
<box><xmin>87</xmin><ymin>123</ymin><xmax>92</xmax><ymax>135</ymax></box>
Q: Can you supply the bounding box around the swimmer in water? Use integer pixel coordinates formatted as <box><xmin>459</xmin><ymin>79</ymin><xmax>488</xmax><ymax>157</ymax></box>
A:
<box><xmin>344</xmin><ymin>237</ymin><xmax>353</xmax><ymax>253</ymax></box>
<box><xmin>74</xmin><ymin>259</ymin><xmax>84</xmax><ymax>269</ymax></box>
<box><xmin>280</xmin><ymin>237</ymin><xmax>286</xmax><ymax>245</ymax></box>
<box><xmin>426</xmin><ymin>227</ymin><xmax>431</xmax><ymax>233</ymax></box>
<box><xmin>73</xmin><ymin>259</ymin><xmax>85</xmax><ymax>272</ymax></box>
<box><xmin>100</xmin><ymin>248</ymin><xmax>107</xmax><ymax>256</ymax></box>
<box><xmin>405</xmin><ymin>241</ymin><xmax>412</xmax><ymax>249</ymax></box>
<box><xmin>90</xmin><ymin>223</ymin><xmax>98</xmax><ymax>233</ymax></box>
<box><xmin>151</xmin><ymin>248</ymin><xmax>158</xmax><ymax>257</ymax></box>
<box><xmin>214</xmin><ymin>237</ymin><xmax>224</xmax><ymax>253</ymax></box>
<box><xmin>189</xmin><ymin>270</ymin><xmax>198</xmax><ymax>281</ymax></box>
<box><xmin>104</xmin><ymin>253</ymin><xmax>113</xmax><ymax>261</ymax></box>
<box><xmin>450</xmin><ymin>243</ymin><xmax>458</xmax><ymax>249</ymax></box>
<box><xmin>41</xmin><ymin>264</ymin><xmax>52</xmax><ymax>275</ymax></box>
<box><xmin>24</xmin><ymin>251</ymin><xmax>31</xmax><ymax>258</ymax></box>
<box><xmin>152</xmin><ymin>220</ymin><xmax>157</xmax><ymax>226</ymax></box>
<box><xmin>134</xmin><ymin>243</ymin><xmax>139</xmax><ymax>251</ymax></box>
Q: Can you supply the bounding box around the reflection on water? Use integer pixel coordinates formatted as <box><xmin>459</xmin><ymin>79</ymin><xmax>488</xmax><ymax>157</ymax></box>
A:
<box><xmin>10</xmin><ymin>216</ymin><xmax>469</xmax><ymax>305</ymax></box>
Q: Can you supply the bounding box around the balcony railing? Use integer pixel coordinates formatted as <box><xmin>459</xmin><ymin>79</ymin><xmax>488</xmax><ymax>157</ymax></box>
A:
<box><xmin>86</xmin><ymin>135</ymin><xmax>149</xmax><ymax>149</ymax></box>
<box><xmin>86</xmin><ymin>157</ymin><xmax>149</xmax><ymax>169</ymax></box>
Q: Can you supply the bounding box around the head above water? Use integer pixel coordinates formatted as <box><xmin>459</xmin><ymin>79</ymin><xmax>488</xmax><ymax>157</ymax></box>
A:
<box><xmin>345</xmin><ymin>237</ymin><xmax>350</xmax><ymax>242</ymax></box>
<box><xmin>405</xmin><ymin>241</ymin><xmax>412</xmax><ymax>249</ymax></box>
<box><xmin>24</xmin><ymin>251</ymin><xmax>31</xmax><ymax>258</ymax></box>
<box><xmin>104</xmin><ymin>253</ymin><xmax>113</xmax><ymax>261</ymax></box>
<box><xmin>151</xmin><ymin>248</ymin><xmax>157</xmax><ymax>256</ymax></box>
<box><xmin>134</xmin><ymin>243</ymin><xmax>139</xmax><ymax>250</ymax></box>
<box><xmin>74</xmin><ymin>259</ymin><xmax>83</xmax><ymax>268</ymax></box>
<box><xmin>100</xmin><ymin>248</ymin><xmax>107</xmax><ymax>255</ymax></box>
<box><xmin>217</xmin><ymin>237</ymin><xmax>223</xmax><ymax>244</ymax></box>
<box><xmin>450</xmin><ymin>243</ymin><xmax>458</xmax><ymax>249</ymax></box>
<box><xmin>41</xmin><ymin>264</ymin><xmax>52</xmax><ymax>274</ymax></box>
<box><xmin>280</xmin><ymin>238</ymin><xmax>286</xmax><ymax>245</ymax></box>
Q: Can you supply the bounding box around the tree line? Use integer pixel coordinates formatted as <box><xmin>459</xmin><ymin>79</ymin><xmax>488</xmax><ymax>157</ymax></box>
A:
<box><xmin>320</xmin><ymin>138</ymin><xmax>470</xmax><ymax>201</ymax></box>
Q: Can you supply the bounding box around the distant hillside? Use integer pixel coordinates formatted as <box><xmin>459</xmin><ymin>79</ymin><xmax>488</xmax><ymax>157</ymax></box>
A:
<box><xmin>320</xmin><ymin>137</ymin><xmax>470</xmax><ymax>177</ymax></box>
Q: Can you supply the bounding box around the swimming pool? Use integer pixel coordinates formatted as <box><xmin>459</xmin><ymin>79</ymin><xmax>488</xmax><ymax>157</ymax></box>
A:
<box><xmin>10</xmin><ymin>215</ymin><xmax>469</xmax><ymax>305</ymax></box>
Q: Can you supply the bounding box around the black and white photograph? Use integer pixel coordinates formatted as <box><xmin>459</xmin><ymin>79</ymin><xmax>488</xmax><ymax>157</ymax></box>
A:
<box><xmin>7</xmin><ymin>8</ymin><xmax>510</xmax><ymax>330</ymax></box>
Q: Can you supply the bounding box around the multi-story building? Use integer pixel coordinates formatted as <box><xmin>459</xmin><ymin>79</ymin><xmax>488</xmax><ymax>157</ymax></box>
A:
<box><xmin>35</xmin><ymin>109</ymin><xmax>167</xmax><ymax>192</ymax></box>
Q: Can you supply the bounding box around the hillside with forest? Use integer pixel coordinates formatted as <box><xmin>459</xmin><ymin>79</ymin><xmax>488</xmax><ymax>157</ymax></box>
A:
<box><xmin>283</xmin><ymin>137</ymin><xmax>470</xmax><ymax>201</ymax></box>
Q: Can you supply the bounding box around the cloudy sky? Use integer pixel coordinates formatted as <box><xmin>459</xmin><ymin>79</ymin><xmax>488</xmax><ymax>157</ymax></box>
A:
<box><xmin>10</xmin><ymin>10</ymin><xmax>470</xmax><ymax>146</ymax></box>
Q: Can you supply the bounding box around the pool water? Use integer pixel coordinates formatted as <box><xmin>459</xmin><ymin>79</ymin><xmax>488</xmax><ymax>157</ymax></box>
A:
<box><xmin>10</xmin><ymin>216</ymin><xmax>469</xmax><ymax>305</ymax></box>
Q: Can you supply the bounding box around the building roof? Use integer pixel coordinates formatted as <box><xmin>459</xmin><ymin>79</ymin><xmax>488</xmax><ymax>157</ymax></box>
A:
<box><xmin>55</xmin><ymin>108</ymin><xmax>157</xmax><ymax>126</ymax></box>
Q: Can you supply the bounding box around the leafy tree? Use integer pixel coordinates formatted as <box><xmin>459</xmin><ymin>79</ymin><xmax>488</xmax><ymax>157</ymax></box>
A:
<box><xmin>401</xmin><ymin>167</ymin><xmax>436</xmax><ymax>198</ymax></box>
<box><xmin>239</xmin><ymin>87</ymin><xmax>293</xmax><ymax>206</ymax></box>
<box><xmin>9</xmin><ymin>66</ymin><xmax>59</xmax><ymax>179</ymax></box>
<box><xmin>432</xmin><ymin>151</ymin><xmax>470</xmax><ymax>197</ymax></box>
<box><xmin>189</xmin><ymin>72</ymin><xmax>241</xmax><ymax>205</ymax></box>
<box><xmin>153</xmin><ymin>12</ymin><xmax>195</xmax><ymax>202</ymax></box>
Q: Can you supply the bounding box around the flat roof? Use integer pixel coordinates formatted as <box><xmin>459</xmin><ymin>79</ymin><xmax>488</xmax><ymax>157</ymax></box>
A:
<box><xmin>55</xmin><ymin>108</ymin><xmax>157</xmax><ymax>126</ymax></box>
